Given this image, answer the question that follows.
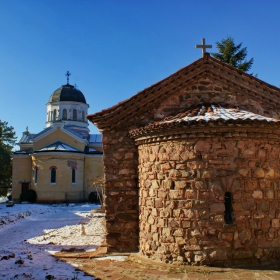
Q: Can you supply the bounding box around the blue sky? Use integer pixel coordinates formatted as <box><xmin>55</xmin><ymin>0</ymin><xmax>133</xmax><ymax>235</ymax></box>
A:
<box><xmin>1</xmin><ymin>1</ymin><xmax>280</xmax><ymax>143</ymax></box>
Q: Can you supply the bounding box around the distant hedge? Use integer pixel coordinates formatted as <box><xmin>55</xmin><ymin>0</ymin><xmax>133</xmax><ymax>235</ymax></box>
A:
<box><xmin>20</xmin><ymin>189</ymin><xmax>37</xmax><ymax>203</ymax></box>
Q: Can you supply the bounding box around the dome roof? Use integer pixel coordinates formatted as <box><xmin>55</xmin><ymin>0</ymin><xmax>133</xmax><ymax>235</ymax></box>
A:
<box><xmin>49</xmin><ymin>84</ymin><xmax>86</xmax><ymax>104</ymax></box>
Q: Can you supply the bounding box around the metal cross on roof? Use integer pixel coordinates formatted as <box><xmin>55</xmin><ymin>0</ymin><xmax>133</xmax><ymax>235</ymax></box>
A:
<box><xmin>65</xmin><ymin>71</ymin><xmax>71</xmax><ymax>84</ymax></box>
<box><xmin>196</xmin><ymin>38</ymin><xmax>212</xmax><ymax>57</ymax></box>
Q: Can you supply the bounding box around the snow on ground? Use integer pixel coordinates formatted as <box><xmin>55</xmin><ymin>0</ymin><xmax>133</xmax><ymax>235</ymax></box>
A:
<box><xmin>0</xmin><ymin>203</ymin><xmax>105</xmax><ymax>280</ymax></box>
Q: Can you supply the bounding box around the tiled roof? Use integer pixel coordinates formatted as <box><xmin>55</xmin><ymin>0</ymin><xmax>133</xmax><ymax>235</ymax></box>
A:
<box><xmin>32</xmin><ymin>126</ymin><xmax>53</xmax><ymax>139</ymax></box>
<box><xmin>18</xmin><ymin>133</ymin><xmax>36</xmax><ymax>144</ymax></box>
<box><xmin>129</xmin><ymin>104</ymin><xmax>280</xmax><ymax>137</ymax></box>
<box><xmin>13</xmin><ymin>148</ymin><xmax>33</xmax><ymax>155</ymax></box>
<box><xmin>84</xmin><ymin>146</ymin><xmax>103</xmax><ymax>154</ymax></box>
<box><xmin>64</xmin><ymin>125</ymin><xmax>89</xmax><ymax>140</ymax></box>
<box><xmin>87</xmin><ymin>53</ymin><xmax>280</xmax><ymax>130</ymax></box>
<box><xmin>35</xmin><ymin>141</ymin><xmax>81</xmax><ymax>153</ymax></box>
<box><xmin>88</xmin><ymin>134</ymin><xmax>102</xmax><ymax>143</ymax></box>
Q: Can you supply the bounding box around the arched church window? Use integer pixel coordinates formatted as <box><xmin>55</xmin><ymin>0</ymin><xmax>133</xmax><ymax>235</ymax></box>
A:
<box><xmin>72</xmin><ymin>167</ymin><xmax>76</xmax><ymax>184</ymax></box>
<box><xmin>50</xmin><ymin>166</ymin><xmax>57</xmax><ymax>184</ymax></box>
<box><xmin>62</xmin><ymin>109</ymin><xmax>67</xmax><ymax>120</ymax></box>
<box><xmin>82</xmin><ymin>111</ymin><xmax>85</xmax><ymax>122</ymax></box>
<box><xmin>224</xmin><ymin>192</ymin><xmax>234</xmax><ymax>224</ymax></box>
<box><xmin>34</xmin><ymin>166</ymin><xmax>38</xmax><ymax>184</ymax></box>
<box><xmin>73</xmin><ymin>109</ymin><xmax>77</xmax><ymax>121</ymax></box>
<box><xmin>53</xmin><ymin>109</ymin><xmax>57</xmax><ymax>121</ymax></box>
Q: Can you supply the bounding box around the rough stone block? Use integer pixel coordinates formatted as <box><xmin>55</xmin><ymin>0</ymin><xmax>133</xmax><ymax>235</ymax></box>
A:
<box><xmin>259</xmin><ymin>201</ymin><xmax>269</xmax><ymax>211</ymax></box>
<box><xmin>247</xmin><ymin>180</ymin><xmax>258</xmax><ymax>190</ymax></box>
<box><xmin>202</xmin><ymin>171</ymin><xmax>212</xmax><ymax>178</ymax></box>
<box><xmin>119</xmin><ymin>168</ymin><xmax>131</xmax><ymax>175</ymax></box>
<box><xmin>160</xmin><ymin>209</ymin><xmax>170</xmax><ymax>218</ymax></box>
<box><xmin>213</xmin><ymin>215</ymin><xmax>223</xmax><ymax>222</ymax></box>
<box><xmin>266</xmin><ymin>190</ymin><xmax>274</xmax><ymax>199</ymax></box>
<box><xmin>209</xmin><ymin>249</ymin><xmax>228</xmax><ymax>261</ymax></box>
<box><xmin>262</xmin><ymin>218</ymin><xmax>271</xmax><ymax>229</ymax></box>
<box><xmin>153</xmin><ymin>232</ymin><xmax>159</xmax><ymax>241</ymax></box>
<box><xmin>210</xmin><ymin>203</ymin><xmax>225</xmax><ymax>213</ymax></box>
<box><xmin>183</xmin><ymin>209</ymin><xmax>195</xmax><ymax>219</ymax></box>
<box><xmin>238</xmin><ymin>168</ymin><xmax>249</xmax><ymax>177</ymax></box>
<box><xmin>175</xmin><ymin>237</ymin><xmax>186</xmax><ymax>245</ymax></box>
<box><xmin>184</xmin><ymin>245</ymin><xmax>201</xmax><ymax>251</ymax></box>
<box><xmin>191</xmin><ymin>229</ymin><xmax>202</xmax><ymax>237</ymax></box>
<box><xmin>194</xmin><ymin>140</ymin><xmax>211</xmax><ymax>153</ymax></box>
<box><xmin>195</xmin><ymin>181</ymin><xmax>204</xmax><ymax>189</ymax></box>
<box><xmin>173</xmin><ymin>228</ymin><xmax>184</xmax><ymax>237</ymax></box>
<box><xmin>272</xmin><ymin>219</ymin><xmax>280</xmax><ymax>228</ymax></box>
<box><xmin>252</xmin><ymin>190</ymin><xmax>263</xmax><ymax>199</ymax></box>
<box><xmin>182</xmin><ymin>221</ymin><xmax>191</xmax><ymax>228</ymax></box>
<box><xmin>187</xmin><ymin>161</ymin><xmax>205</xmax><ymax>170</ymax></box>
<box><xmin>252</xmin><ymin>168</ymin><xmax>265</xmax><ymax>178</ymax></box>
<box><xmin>243</xmin><ymin>199</ymin><xmax>256</xmax><ymax>210</ymax></box>
<box><xmin>221</xmin><ymin>233</ymin><xmax>233</xmax><ymax>242</ymax></box>
<box><xmin>239</xmin><ymin>229</ymin><xmax>251</xmax><ymax>242</ymax></box>
<box><xmin>233</xmin><ymin>251</ymin><xmax>253</xmax><ymax>259</ymax></box>
<box><xmin>157</xmin><ymin>190</ymin><xmax>167</xmax><ymax>199</ymax></box>
<box><xmin>168</xmin><ymin>219</ymin><xmax>179</xmax><ymax>228</ymax></box>
<box><xmin>169</xmin><ymin>190</ymin><xmax>180</xmax><ymax>199</ymax></box>
<box><xmin>161</xmin><ymin>163</ymin><xmax>171</xmax><ymax>170</ymax></box>
<box><xmin>185</xmin><ymin>190</ymin><xmax>196</xmax><ymax>199</ymax></box>
<box><xmin>265</xmin><ymin>168</ymin><xmax>275</xmax><ymax>179</ymax></box>
<box><xmin>175</xmin><ymin>181</ymin><xmax>187</xmax><ymax>189</ymax></box>
<box><xmin>235</xmin><ymin>158</ymin><xmax>247</xmax><ymax>168</ymax></box>
<box><xmin>173</xmin><ymin>209</ymin><xmax>181</xmax><ymax>217</ymax></box>
<box><xmin>154</xmin><ymin>199</ymin><xmax>163</xmax><ymax>208</ymax></box>
<box><xmin>176</xmin><ymin>164</ymin><xmax>187</xmax><ymax>170</ymax></box>
<box><xmin>151</xmin><ymin>180</ymin><xmax>160</xmax><ymax>189</ymax></box>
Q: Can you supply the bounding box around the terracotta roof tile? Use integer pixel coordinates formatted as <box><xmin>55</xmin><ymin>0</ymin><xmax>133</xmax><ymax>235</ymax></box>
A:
<box><xmin>88</xmin><ymin>53</ymin><xmax>280</xmax><ymax>130</ymax></box>
<box><xmin>129</xmin><ymin>104</ymin><xmax>280</xmax><ymax>137</ymax></box>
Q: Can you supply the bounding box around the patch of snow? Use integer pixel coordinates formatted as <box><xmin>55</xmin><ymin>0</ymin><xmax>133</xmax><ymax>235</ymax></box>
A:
<box><xmin>0</xmin><ymin>203</ymin><xmax>104</xmax><ymax>279</ymax></box>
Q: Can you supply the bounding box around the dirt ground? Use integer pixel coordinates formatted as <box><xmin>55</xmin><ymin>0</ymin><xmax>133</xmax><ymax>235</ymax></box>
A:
<box><xmin>57</xmin><ymin>250</ymin><xmax>280</xmax><ymax>280</ymax></box>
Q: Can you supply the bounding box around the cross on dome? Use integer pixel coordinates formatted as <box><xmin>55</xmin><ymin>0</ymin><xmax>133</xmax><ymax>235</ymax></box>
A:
<box><xmin>65</xmin><ymin>71</ymin><xmax>71</xmax><ymax>84</ymax></box>
<box><xmin>196</xmin><ymin>38</ymin><xmax>212</xmax><ymax>57</ymax></box>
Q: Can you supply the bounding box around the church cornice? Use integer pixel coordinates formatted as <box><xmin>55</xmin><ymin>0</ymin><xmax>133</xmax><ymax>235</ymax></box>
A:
<box><xmin>31</xmin><ymin>151</ymin><xmax>85</xmax><ymax>157</ymax></box>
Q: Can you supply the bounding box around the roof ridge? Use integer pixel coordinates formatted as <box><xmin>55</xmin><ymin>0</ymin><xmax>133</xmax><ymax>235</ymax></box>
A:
<box><xmin>88</xmin><ymin>55</ymin><xmax>280</xmax><ymax>130</ymax></box>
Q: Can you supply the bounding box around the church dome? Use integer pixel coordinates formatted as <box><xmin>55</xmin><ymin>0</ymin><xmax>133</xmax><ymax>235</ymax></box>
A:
<box><xmin>49</xmin><ymin>84</ymin><xmax>87</xmax><ymax>104</ymax></box>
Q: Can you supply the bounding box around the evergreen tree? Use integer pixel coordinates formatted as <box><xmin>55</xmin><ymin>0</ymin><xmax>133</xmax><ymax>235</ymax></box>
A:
<box><xmin>211</xmin><ymin>37</ymin><xmax>254</xmax><ymax>73</ymax></box>
<box><xmin>0</xmin><ymin>120</ymin><xmax>16</xmax><ymax>197</ymax></box>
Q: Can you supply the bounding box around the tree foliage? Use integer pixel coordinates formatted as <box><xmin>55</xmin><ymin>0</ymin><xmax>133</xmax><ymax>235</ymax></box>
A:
<box><xmin>211</xmin><ymin>37</ymin><xmax>254</xmax><ymax>73</ymax></box>
<box><xmin>0</xmin><ymin>120</ymin><xmax>16</xmax><ymax>196</ymax></box>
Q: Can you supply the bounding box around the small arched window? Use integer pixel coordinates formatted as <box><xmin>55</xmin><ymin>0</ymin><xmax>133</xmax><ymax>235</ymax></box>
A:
<box><xmin>62</xmin><ymin>109</ymin><xmax>67</xmax><ymax>120</ymax></box>
<box><xmin>82</xmin><ymin>111</ymin><xmax>85</xmax><ymax>122</ymax></box>
<box><xmin>73</xmin><ymin>109</ymin><xmax>77</xmax><ymax>121</ymax></box>
<box><xmin>53</xmin><ymin>109</ymin><xmax>57</xmax><ymax>121</ymax></box>
<box><xmin>72</xmin><ymin>167</ymin><xmax>76</xmax><ymax>184</ymax></box>
<box><xmin>50</xmin><ymin>166</ymin><xmax>57</xmax><ymax>184</ymax></box>
<box><xmin>34</xmin><ymin>166</ymin><xmax>38</xmax><ymax>184</ymax></box>
<box><xmin>224</xmin><ymin>192</ymin><xmax>234</xmax><ymax>224</ymax></box>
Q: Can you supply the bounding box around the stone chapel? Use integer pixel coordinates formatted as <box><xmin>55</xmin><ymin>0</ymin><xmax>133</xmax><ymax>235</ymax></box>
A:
<box><xmin>12</xmin><ymin>78</ymin><xmax>103</xmax><ymax>203</ymax></box>
<box><xmin>88</xmin><ymin>53</ymin><xmax>280</xmax><ymax>266</ymax></box>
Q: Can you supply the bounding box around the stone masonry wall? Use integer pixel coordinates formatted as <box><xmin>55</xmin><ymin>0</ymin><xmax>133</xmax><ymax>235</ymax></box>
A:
<box><xmin>138</xmin><ymin>133</ymin><xmax>280</xmax><ymax>266</ymax></box>
<box><xmin>102</xmin><ymin>130</ymin><xmax>139</xmax><ymax>252</ymax></box>
<box><xmin>100</xmin><ymin>78</ymin><xmax>280</xmax><ymax>255</ymax></box>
